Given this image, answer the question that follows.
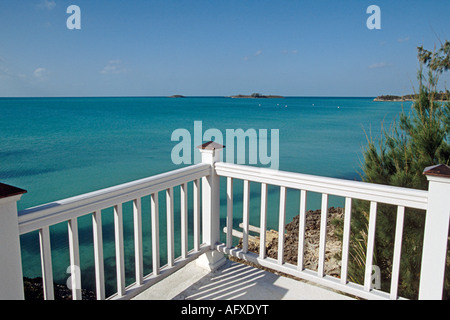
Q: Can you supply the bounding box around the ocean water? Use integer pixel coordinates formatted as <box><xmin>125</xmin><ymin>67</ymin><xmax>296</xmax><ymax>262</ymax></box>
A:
<box><xmin>0</xmin><ymin>97</ymin><xmax>410</xmax><ymax>296</ymax></box>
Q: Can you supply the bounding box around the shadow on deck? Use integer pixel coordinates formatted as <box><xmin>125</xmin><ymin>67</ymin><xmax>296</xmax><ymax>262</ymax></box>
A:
<box><xmin>133</xmin><ymin>258</ymin><xmax>354</xmax><ymax>300</ymax></box>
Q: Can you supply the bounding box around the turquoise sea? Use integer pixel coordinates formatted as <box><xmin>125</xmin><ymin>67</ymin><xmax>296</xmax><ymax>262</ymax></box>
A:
<box><xmin>0</xmin><ymin>97</ymin><xmax>411</xmax><ymax>297</ymax></box>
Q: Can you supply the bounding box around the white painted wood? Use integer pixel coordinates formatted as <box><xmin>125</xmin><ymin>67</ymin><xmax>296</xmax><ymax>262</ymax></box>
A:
<box><xmin>242</xmin><ymin>180</ymin><xmax>250</xmax><ymax>253</ymax></box>
<box><xmin>259</xmin><ymin>183</ymin><xmax>268</xmax><ymax>259</ymax></box>
<box><xmin>200</xmin><ymin>148</ymin><xmax>222</xmax><ymax>250</ymax></box>
<box><xmin>277</xmin><ymin>186</ymin><xmax>286</xmax><ymax>265</ymax></box>
<box><xmin>238</xmin><ymin>223</ymin><xmax>263</xmax><ymax>234</ymax></box>
<box><xmin>18</xmin><ymin>163</ymin><xmax>211</xmax><ymax>235</ymax></box>
<box><xmin>318</xmin><ymin>194</ymin><xmax>328</xmax><ymax>277</ymax></box>
<box><xmin>133</xmin><ymin>198</ymin><xmax>143</xmax><ymax>285</ymax></box>
<box><xmin>13</xmin><ymin>164</ymin><xmax>212</xmax><ymax>300</ymax></box>
<box><xmin>0</xmin><ymin>194</ymin><xmax>26</xmax><ymax>300</ymax></box>
<box><xmin>166</xmin><ymin>187</ymin><xmax>174</xmax><ymax>267</ymax></box>
<box><xmin>13</xmin><ymin>156</ymin><xmax>450</xmax><ymax>301</ymax></box>
<box><xmin>68</xmin><ymin>218</ymin><xmax>82</xmax><ymax>300</ymax></box>
<box><xmin>226</xmin><ymin>177</ymin><xmax>233</xmax><ymax>248</ymax></box>
<box><xmin>39</xmin><ymin>226</ymin><xmax>54</xmax><ymax>300</ymax></box>
<box><xmin>92</xmin><ymin>210</ymin><xmax>105</xmax><ymax>300</ymax></box>
<box><xmin>150</xmin><ymin>193</ymin><xmax>160</xmax><ymax>275</ymax></box>
<box><xmin>216</xmin><ymin>244</ymin><xmax>399</xmax><ymax>301</ymax></box>
<box><xmin>201</xmin><ymin>166</ymin><xmax>212</xmax><ymax>250</ymax></box>
<box><xmin>214</xmin><ymin>162</ymin><xmax>428</xmax><ymax>209</ymax></box>
<box><xmin>197</xmin><ymin>145</ymin><xmax>226</xmax><ymax>271</ymax></box>
<box><xmin>390</xmin><ymin>206</ymin><xmax>405</xmax><ymax>299</ymax></box>
<box><xmin>340</xmin><ymin>197</ymin><xmax>352</xmax><ymax>284</ymax></box>
<box><xmin>419</xmin><ymin>175</ymin><xmax>450</xmax><ymax>299</ymax></box>
<box><xmin>364</xmin><ymin>201</ymin><xmax>378</xmax><ymax>291</ymax></box>
<box><xmin>297</xmin><ymin>190</ymin><xmax>307</xmax><ymax>270</ymax></box>
<box><xmin>114</xmin><ymin>204</ymin><xmax>126</xmax><ymax>297</ymax></box>
<box><xmin>193</xmin><ymin>179</ymin><xmax>200</xmax><ymax>251</ymax></box>
<box><xmin>181</xmin><ymin>183</ymin><xmax>188</xmax><ymax>259</ymax></box>
<box><xmin>222</xmin><ymin>227</ymin><xmax>258</xmax><ymax>241</ymax></box>
<box><xmin>109</xmin><ymin>245</ymin><xmax>210</xmax><ymax>300</ymax></box>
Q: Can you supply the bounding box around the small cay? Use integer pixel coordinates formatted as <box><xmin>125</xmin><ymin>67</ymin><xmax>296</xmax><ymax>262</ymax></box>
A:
<box><xmin>230</xmin><ymin>93</ymin><xmax>284</xmax><ymax>99</ymax></box>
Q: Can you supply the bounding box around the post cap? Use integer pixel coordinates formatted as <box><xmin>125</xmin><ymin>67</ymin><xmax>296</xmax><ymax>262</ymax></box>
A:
<box><xmin>196</xmin><ymin>141</ymin><xmax>226</xmax><ymax>151</ymax></box>
<box><xmin>423</xmin><ymin>164</ymin><xmax>450</xmax><ymax>178</ymax></box>
<box><xmin>0</xmin><ymin>183</ymin><xmax>27</xmax><ymax>200</ymax></box>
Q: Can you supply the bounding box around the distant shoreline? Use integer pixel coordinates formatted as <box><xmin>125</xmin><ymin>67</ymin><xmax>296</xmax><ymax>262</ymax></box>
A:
<box><xmin>229</xmin><ymin>93</ymin><xmax>284</xmax><ymax>99</ymax></box>
<box><xmin>374</xmin><ymin>93</ymin><xmax>449</xmax><ymax>102</ymax></box>
<box><xmin>0</xmin><ymin>95</ymin><xmax>385</xmax><ymax>99</ymax></box>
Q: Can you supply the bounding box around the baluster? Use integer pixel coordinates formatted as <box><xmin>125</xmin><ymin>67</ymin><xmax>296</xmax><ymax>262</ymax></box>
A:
<box><xmin>39</xmin><ymin>226</ymin><xmax>54</xmax><ymax>300</ymax></box>
<box><xmin>133</xmin><ymin>198</ymin><xmax>143</xmax><ymax>286</ymax></box>
<box><xmin>92</xmin><ymin>210</ymin><xmax>105</xmax><ymax>300</ymax></box>
<box><xmin>364</xmin><ymin>201</ymin><xmax>377</xmax><ymax>291</ymax></box>
<box><xmin>277</xmin><ymin>186</ymin><xmax>287</xmax><ymax>265</ymax></box>
<box><xmin>166</xmin><ymin>187</ymin><xmax>174</xmax><ymax>267</ymax></box>
<box><xmin>193</xmin><ymin>179</ymin><xmax>200</xmax><ymax>251</ymax></box>
<box><xmin>297</xmin><ymin>190</ymin><xmax>307</xmax><ymax>270</ymax></box>
<box><xmin>318</xmin><ymin>193</ymin><xmax>328</xmax><ymax>277</ymax></box>
<box><xmin>390</xmin><ymin>205</ymin><xmax>405</xmax><ymax>299</ymax></box>
<box><xmin>259</xmin><ymin>183</ymin><xmax>268</xmax><ymax>259</ymax></box>
<box><xmin>68</xmin><ymin>218</ymin><xmax>82</xmax><ymax>300</ymax></box>
<box><xmin>114</xmin><ymin>204</ymin><xmax>126</xmax><ymax>296</ymax></box>
<box><xmin>226</xmin><ymin>177</ymin><xmax>233</xmax><ymax>248</ymax></box>
<box><xmin>151</xmin><ymin>193</ymin><xmax>160</xmax><ymax>275</ymax></box>
<box><xmin>181</xmin><ymin>183</ymin><xmax>188</xmax><ymax>259</ymax></box>
<box><xmin>340</xmin><ymin>197</ymin><xmax>352</xmax><ymax>284</ymax></box>
<box><xmin>242</xmin><ymin>180</ymin><xmax>250</xmax><ymax>253</ymax></box>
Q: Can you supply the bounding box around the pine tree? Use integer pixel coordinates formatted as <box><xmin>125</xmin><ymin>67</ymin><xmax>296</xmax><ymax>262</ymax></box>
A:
<box><xmin>348</xmin><ymin>41</ymin><xmax>450</xmax><ymax>299</ymax></box>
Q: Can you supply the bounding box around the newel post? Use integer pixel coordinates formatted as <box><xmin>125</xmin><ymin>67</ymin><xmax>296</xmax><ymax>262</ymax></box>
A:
<box><xmin>419</xmin><ymin>165</ymin><xmax>450</xmax><ymax>300</ymax></box>
<box><xmin>196</xmin><ymin>141</ymin><xmax>226</xmax><ymax>271</ymax></box>
<box><xmin>0</xmin><ymin>183</ymin><xmax>27</xmax><ymax>300</ymax></box>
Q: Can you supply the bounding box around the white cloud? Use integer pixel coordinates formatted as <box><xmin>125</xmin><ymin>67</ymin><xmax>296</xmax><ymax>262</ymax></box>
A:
<box><xmin>0</xmin><ymin>58</ymin><xmax>16</xmax><ymax>79</ymax></box>
<box><xmin>397</xmin><ymin>37</ymin><xmax>410</xmax><ymax>43</ymax></box>
<box><xmin>101</xmin><ymin>60</ymin><xmax>127</xmax><ymax>74</ymax></box>
<box><xmin>243</xmin><ymin>50</ymin><xmax>263</xmax><ymax>61</ymax></box>
<box><xmin>368</xmin><ymin>62</ymin><xmax>388</xmax><ymax>69</ymax></box>
<box><xmin>33</xmin><ymin>67</ymin><xmax>49</xmax><ymax>80</ymax></box>
<box><xmin>282</xmin><ymin>49</ymin><xmax>298</xmax><ymax>55</ymax></box>
<box><xmin>38</xmin><ymin>0</ymin><xmax>56</xmax><ymax>10</ymax></box>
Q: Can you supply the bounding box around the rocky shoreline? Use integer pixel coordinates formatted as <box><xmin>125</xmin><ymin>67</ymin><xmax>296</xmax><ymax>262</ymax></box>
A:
<box><xmin>374</xmin><ymin>93</ymin><xmax>449</xmax><ymax>101</ymax></box>
<box><xmin>231</xmin><ymin>207</ymin><xmax>344</xmax><ymax>278</ymax></box>
<box><xmin>23</xmin><ymin>277</ymin><xmax>96</xmax><ymax>300</ymax></box>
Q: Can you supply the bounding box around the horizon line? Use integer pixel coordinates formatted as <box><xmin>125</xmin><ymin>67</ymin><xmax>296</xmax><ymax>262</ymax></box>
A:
<box><xmin>0</xmin><ymin>95</ymin><xmax>379</xmax><ymax>99</ymax></box>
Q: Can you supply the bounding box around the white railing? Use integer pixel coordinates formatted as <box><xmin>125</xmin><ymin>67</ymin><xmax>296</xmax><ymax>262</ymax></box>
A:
<box><xmin>11</xmin><ymin>163</ymin><xmax>212</xmax><ymax>300</ymax></box>
<box><xmin>214</xmin><ymin>162</ymin><xmax>429</xmax><ymax>300</ymax></box>
<box><xmin>0</xmin><ymin>142</ymin><xmax>449</xmax><ymax>300</ymax></box>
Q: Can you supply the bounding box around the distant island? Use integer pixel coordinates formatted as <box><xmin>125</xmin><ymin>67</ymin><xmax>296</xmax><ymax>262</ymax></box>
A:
<box><xmin>374</xmin><ymin>92</ymin><xmax>449</xmax><ymax>102</ymax></box>
<box><xmin>230</xmin><ymin>93</ymin><xmax>284</xmax><ymax>99</ymax></box>
<box><xmin>169</xmin><ymin>95</ymin><xmax>185</xmax><ymax>98</ymax></box>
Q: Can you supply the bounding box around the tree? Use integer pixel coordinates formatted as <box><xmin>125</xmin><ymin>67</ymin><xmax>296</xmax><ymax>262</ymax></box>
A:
<box><xmin>347</xmin><ymin>41</ymin><xmax>450</xmax><ymax>299</ymax></box>
<box><xmin>417</xmin><ymin>40</ymin><xmax>450</xmax><ymax>74</ymax></box>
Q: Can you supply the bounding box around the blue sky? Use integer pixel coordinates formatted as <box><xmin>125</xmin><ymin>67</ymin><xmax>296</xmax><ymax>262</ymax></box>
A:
<box><xmin>0</xmin><ymin>0</ymin><xmax>449</xmax><ymax>97</ymax></box>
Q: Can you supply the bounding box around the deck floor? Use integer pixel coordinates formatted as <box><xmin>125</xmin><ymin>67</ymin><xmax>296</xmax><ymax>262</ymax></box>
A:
<box><xmin>133</xmin><ymin>258</ymin><xmax>354</xmax><ymax>300</ymax></box>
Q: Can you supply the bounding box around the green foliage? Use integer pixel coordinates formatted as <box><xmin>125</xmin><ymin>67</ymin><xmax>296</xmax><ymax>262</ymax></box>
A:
<box><xmin>418</xmin><ymin>40</ymin><xmax>450</xmax><ymax>74</ymax></box>
<box><xmin>347</xmin><ymin>42</ymin><xmax>450</xmax><ymax>299</ymax></box>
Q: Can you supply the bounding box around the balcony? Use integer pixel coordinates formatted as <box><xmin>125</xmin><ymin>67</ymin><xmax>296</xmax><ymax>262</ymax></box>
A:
<box><xmin>0</xmin><ymin>142</ymin><xmax>448</xmax><ymax>300</ymax></box>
